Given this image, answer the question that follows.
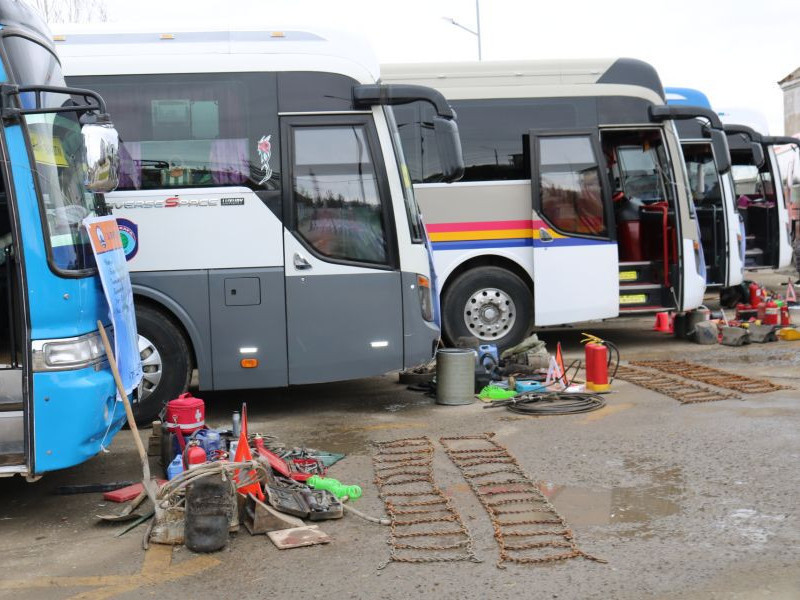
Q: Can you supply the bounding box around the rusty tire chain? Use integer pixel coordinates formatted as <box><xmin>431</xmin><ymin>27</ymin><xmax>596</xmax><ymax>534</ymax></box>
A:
<box><xmin>629</xmin><ymin>360</ymin><xmax>791</xmax><ymax>394</ymax></box>
<box><xmin>439</xmin><ymin>433</ymin><xmax>606</xmax><ymax>568</ymax></box>
<box><xmin>371</xmin><ymin>436</ymin><xmax>481</xmax><ymax>569</ymax></box>
<box><xmin>614</xmin><ymin>365</ymin><xmax>740</xmax><ymax>404</ymax></box>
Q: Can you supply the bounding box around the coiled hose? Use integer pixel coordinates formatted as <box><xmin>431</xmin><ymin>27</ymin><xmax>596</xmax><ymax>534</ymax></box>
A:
<box><xmin>484</xmin><ymin>391</ymin><xmax>606</xmax><ymax>415</ymax></box>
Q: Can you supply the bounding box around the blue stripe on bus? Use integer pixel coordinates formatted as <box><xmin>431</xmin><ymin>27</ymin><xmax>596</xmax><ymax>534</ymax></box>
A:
<box><xmin>431</xmin><ymin>237</ymin><xmax>614</xmax><ymax>251</ymax></box>
<box><xmin>432</xmin><ymin>238</ymin><xmax>533</xmax><ymax>251</ymax></box>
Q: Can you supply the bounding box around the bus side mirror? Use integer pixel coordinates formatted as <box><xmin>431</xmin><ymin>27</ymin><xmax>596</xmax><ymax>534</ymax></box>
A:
<box><xmin>709</xmin><ymin>128</ymin><xmax>731</xmax><ymax>175</ymax></box>
<box><xmin>433</xmin><ymin>116</ymin><xmax>464</xmax><ymax>182</ymax></box>
<box><xmin>750</xmin><ymin>142</ymin><xmax>765</xmax><ymax>169</ymax></box>
<box><xmin>82</xmin><ymin>121</ymin><xmax>120</xmax><ymax>193</ymax></box>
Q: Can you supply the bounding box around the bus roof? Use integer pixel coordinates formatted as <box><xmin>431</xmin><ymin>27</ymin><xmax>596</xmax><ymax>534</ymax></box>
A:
<box><xmin>665</xmin><ymin>87</ymin><xmax>712</xmax><ymax>109</ymax></box>
<box><xmin>0</xmin><ymin>0</ymin><xmax>54</xmax><ymax>52</ymax></box>
<box><xmin>381</xmin><ymin>58</ymin><xmax>665</xmax><ymax>104</ymax></box>
<box><xmin>53</xmin><ymin>25</ymin><xmax>380</xmax><ymax>84</ymax></box>
<box><xmin>718</xmin><ymin>107</ymin><xmax>770</xmax><ymax>136</ymax></box>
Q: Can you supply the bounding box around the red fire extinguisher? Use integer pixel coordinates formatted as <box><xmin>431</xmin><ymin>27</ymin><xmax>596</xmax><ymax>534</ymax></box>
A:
<box><xmin>748</xmin><ymin>282</ymin><xmax>762</xmax><ymax>307</ymax></box>
<box><xmin>183</xmin><ymin>440</ymin><xmax>207</xmax><ymax>469</ymax></box>
<box><xmin>581</xmin><ymin>333</ymin><xmax>617</xmax><ymax>392</ymax></box>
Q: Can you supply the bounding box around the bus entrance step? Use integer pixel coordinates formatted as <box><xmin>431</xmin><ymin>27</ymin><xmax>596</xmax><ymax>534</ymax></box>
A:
<box><xmin>618</xmin><ymin>305</ymin><xmax>676</xmax><ymax>314</ymax></box>
<box><xmin>619</xmin><ymin>282</ymin><xmax>667</xmax><ymax>308</ymax></box>
<box><xmin>0</xmin><ymin>441</ymin><xmax>24</xmax><ymax>466</ymax></box>
<box><xmin>618</xmin><ymin>261</ymin><xmax>660</xmax><ymax>285</ymax></box>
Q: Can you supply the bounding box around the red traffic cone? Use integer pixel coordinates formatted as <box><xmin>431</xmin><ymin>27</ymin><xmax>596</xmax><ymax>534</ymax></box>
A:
<box><xmin>653</xmin><ymin>311</ymin><xmax>673</xmax><ymax>333</ymax></box>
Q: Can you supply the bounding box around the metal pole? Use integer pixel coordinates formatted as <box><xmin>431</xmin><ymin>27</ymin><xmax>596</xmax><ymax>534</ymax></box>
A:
<box><xmin>476</xmin><ymin>0</ymin><xmax>482</xmax><ymax>61</ymax></box>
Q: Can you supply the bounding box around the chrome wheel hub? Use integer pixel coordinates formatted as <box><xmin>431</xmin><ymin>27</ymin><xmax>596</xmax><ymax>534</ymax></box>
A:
<box><xmin>463</xmin><ymin>287</ymin><xmax>516</xmax><ymax>340</ymax></box>
<box><xmin>138</xmin><ymin>334</ymin><xmax>162</xmax><ymax>401</ymax></box>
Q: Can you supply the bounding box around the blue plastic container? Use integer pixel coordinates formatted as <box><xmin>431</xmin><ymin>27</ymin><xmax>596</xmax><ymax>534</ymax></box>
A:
<box><xmin>192</xmin><ymin>429</ymin><xmax>223</xmax><ymax>456</ymax></box>
<box><xmin>167</xmin><ymin>454</ymin><xmax>184</xmax><ymax>480</ymax></box>
<box><xmin>516</xmin><ymin>380</ymin><xmax>548</xmax><ymax>393</ymax></box>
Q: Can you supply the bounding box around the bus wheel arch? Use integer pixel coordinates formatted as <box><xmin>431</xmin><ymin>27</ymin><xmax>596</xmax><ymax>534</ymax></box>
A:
<box><xmin>132</xmin><ymin>294</ymin><xmax>196</xmax><ymax>424</ymax></box>
<box><xmin>439</xmin><ymin>256</ymin><xmax>534</xmax><ymax>350</ymax></box>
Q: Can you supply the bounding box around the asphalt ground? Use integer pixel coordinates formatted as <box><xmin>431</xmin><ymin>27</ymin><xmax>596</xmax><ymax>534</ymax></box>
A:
<box><xmin>1</xmin><ymin>268</ymin><xmax>799</xmax><ymax>600</ymax></box>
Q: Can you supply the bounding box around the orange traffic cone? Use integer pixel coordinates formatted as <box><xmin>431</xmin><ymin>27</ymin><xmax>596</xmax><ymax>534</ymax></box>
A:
<box><xmin>233</xmin><ymin>403</ymin><xmax>264</xmax><ymax>501</ymax></box>
<box><xmin>653</xmin><ymin>311</ymin><xmax>673</xmax><ymax>333</ymax></box>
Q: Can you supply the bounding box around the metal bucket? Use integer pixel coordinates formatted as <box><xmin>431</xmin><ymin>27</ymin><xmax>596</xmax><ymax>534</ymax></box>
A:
<box><xmin>788</xmin><ymin>305</ymin><xmax>800</xmax><ymax>325</ymax></box>
<box><xmin>436</xmin><ymin>348</ymin><xmax>475</xmax><ymax>406</ymax></box>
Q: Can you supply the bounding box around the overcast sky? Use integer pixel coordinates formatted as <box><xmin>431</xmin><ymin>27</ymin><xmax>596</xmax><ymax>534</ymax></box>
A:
<box><xmin>91</xmin><ymin>0</ymin><xmax>800</xmax><ymax>135</ymax></box>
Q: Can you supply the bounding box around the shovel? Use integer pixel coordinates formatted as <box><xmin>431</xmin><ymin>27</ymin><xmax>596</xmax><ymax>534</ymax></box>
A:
<box><xmin>97</xmin><ymin>489</ymin><xmax>148</xmax><ymax>523</ymax></box>
<box><xmin>97</xmin><ymin>322</ymin><xmax>161</xmax><ymax>516</ymax></box>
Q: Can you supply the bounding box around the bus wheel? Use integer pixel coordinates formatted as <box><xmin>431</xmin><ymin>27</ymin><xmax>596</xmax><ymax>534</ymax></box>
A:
<box><xmin>134</xmin><ymin>306</ymin><xmax>192</xmax><ymax>425</ymax></box>
<box><xmin>442</xmin><ymin>267</ymin><xmax>532</xmax><ymax>351</ymax></box>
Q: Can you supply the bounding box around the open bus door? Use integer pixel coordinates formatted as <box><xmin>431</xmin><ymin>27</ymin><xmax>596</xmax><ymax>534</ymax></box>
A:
<box><xmin>725</xmin><ymin>125</ymin><xmax>792</xmax><ymax>269</ymax></box>
<box><xmin>0</xmin><ymin>182</ymin><xmax>24</xmax><ymax>473</ymax></box>
<box><xmin>529</xmin><ymin>130</ymin><xmax>619</xmax><ymax>325</ymax></box>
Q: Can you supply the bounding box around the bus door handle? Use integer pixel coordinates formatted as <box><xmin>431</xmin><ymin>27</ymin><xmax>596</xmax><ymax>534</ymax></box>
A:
<box><xmin>293</xmin><ymin>253</ymin><xmax>312</xmax><ymax>270</ymax></box>
<box><xmin>538</xmin><ymin>228</ymin><xmax>554</xmax><ymax>242</ymax></box>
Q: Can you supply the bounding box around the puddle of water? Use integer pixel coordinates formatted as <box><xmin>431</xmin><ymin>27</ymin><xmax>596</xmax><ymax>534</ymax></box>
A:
<box><xmin>736</xmin><ymin>407</ymin><xmax>798</xmax><ymax>418</ymax></box>
<box><xmin>539</xmin><ymin>459</ymin><xmax>684</xmax><ymax>535</ymax></box>
<box><xmin>284</xmin><ymin>427</ymin><xmax>372</xmax><ymax>456</ymax></box>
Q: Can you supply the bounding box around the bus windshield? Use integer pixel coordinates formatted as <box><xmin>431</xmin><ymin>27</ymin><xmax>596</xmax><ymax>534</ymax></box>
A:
<box><xmin>385</xmin><ymin>107</ymin><xmax>424</xmax><ymax>243</ymax></box>
<box><xmin>3</xmin><ymin>34</ymin><xmax>100</xmax><ymax>273</ymax></box>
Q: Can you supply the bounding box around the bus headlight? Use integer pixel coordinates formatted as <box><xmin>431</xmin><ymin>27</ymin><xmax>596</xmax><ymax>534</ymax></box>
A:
<box><xmin>417</xmin><ymin>274</ymin><xmax>434</xmax><ymax>322</ymax></box>
<box><xmin>32</xmin><ymin>329</ymin><xmax>108</xmax><ymax>371</ymax></box>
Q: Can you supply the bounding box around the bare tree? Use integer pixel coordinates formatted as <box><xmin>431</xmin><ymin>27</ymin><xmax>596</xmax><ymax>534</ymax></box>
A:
<box><xmin>26</xmin><ymin>0</ymin><xmax>108</xmax><ymax>23</ymax></box>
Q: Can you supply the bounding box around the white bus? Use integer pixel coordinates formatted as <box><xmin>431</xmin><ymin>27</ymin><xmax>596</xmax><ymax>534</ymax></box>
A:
<box><xmin>56</xmin><ymin>27</ymin><xmax>464</xmax><ymax>421</ymax></box>
<box><xmin>665</xmin><ymin>87</ymin><xmax>744</xmax><ymax>291</ymax></box>
<box><xmin>383</xmin><ymin>60</ymin><xmax>729</xmax><ymax>349</ymax></box>
<box><xmin>717</xmin><ymin>108</ymin><xmax>794</xmax><ymax>271</ymax></box>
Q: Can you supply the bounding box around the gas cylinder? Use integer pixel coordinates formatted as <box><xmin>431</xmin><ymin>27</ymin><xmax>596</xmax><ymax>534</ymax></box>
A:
<box><xmin>585</xmin><ymin>343</ymin><xmax>610</xmax><ymax>392</ymax></box>
<box><xmin>763</xmin><ymin>300</ymin><xmax>779</xmax><ymax>326</ymax></box>
<box><xmin>183</xmin><ymin>440</ymin><xmax>207</xmax><ymax>469</ymax></box>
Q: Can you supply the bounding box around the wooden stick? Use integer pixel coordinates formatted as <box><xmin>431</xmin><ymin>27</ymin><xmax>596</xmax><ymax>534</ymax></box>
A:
<box><xmin>97</xmin><ymin>320</ymin><xmax>157</xmax><ymax>505</ymax></box>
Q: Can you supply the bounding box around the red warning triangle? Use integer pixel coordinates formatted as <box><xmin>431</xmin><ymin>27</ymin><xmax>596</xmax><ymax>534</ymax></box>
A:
<box><xmin>233</xmin><ymin>403</ymin><xmax>264</xmax><ymax>500</ymax></box>
<box><xmin>556</xmin><ymin>342</ymin><xmax>568</xmax><ymax>387</ymax></box>
<box><xmin>787</xmin><ymin>280</ymin><xmax>797</xmax><ymax>303</ymax></box>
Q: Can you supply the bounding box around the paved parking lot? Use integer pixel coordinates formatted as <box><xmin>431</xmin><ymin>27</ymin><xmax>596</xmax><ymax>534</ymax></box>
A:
<box><xmin>1</xmin><ymin>272</ymin><xmax>799</xmax><ymax>600</ymax></box>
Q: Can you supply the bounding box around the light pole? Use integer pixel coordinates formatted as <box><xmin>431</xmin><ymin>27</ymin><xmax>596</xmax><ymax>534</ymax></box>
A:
<box><xmin>442</xmin><ymin>0</ymin><xmax>482</xmax><ymax>61</ymax></box>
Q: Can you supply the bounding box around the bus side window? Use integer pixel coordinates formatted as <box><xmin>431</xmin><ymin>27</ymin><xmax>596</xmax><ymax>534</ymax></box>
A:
<box><xmin>537</xmin><ymin>135</ymin><xmax>608</xmax><ymax>237</ymax></box>
<box><xmin>68</xmin><ymin>73</ymin><xmax>280</xmax><ymax>194</ymax></box>
<box><xmin>291</xmin><ymin>124</ymin><xmax>390</xmax><ymax>266</ymax></box>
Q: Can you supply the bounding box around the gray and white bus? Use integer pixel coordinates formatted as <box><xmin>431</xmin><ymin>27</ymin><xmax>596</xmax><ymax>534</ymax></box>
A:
<box><xmin>383</xmin><ymin>60</ymin><xmax>729</xmax><ymax>349</ymax></box>
<box><xmin>56</xmin><ymin>27</ymin><xmax>464</xmax><ymax>421</ymax></box>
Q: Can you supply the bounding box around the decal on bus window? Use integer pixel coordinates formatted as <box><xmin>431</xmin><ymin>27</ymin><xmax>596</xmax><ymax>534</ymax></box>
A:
<box><xmin>116</xmin><ymin>218</ymin><xmax>139</xmax><ymax>261</ymax></box>
<box><xmin>257</xmin><ymin>134</ymin><xmax>273</xmax><ymax>184</ymax></box>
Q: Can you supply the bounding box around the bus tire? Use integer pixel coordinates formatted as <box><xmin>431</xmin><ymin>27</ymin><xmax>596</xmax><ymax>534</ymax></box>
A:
<box><xmin>134</xmin><ymin>305</ymin><xmax>192</xmax><ymax>425</ymax></box>
<box><xmin>442</xmin><ymin>267</ymin><xmax>532</xmax><ymax>351</ymax></box>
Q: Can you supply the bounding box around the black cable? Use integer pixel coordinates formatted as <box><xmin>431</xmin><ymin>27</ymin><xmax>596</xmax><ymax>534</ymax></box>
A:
<box><xmin>604</xmin><ymin>340</ymin><xmax>620</xmax><ymax>383</ymax></box>
<box><xmin>483</xmin><ymin>391</ymin><xmax>606</xmax><ymax>416</ymax></box>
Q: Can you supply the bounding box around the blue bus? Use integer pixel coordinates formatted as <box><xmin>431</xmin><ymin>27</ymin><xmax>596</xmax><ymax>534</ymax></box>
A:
<box><xmin>0</xmin><ymin>1</ymin><xmax>124</xmax><ymax>479</ymax></box>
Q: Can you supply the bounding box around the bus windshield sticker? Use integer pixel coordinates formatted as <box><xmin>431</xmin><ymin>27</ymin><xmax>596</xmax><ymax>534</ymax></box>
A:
<box><xmin>116</xmin><ymin>218</ymin><xmax>139</xmax><ymax>261</ymax></box>
<box><xmin>257</xmin><ymin>135</ymin><xmax>273</xmax><ymax>184</ymax></box>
